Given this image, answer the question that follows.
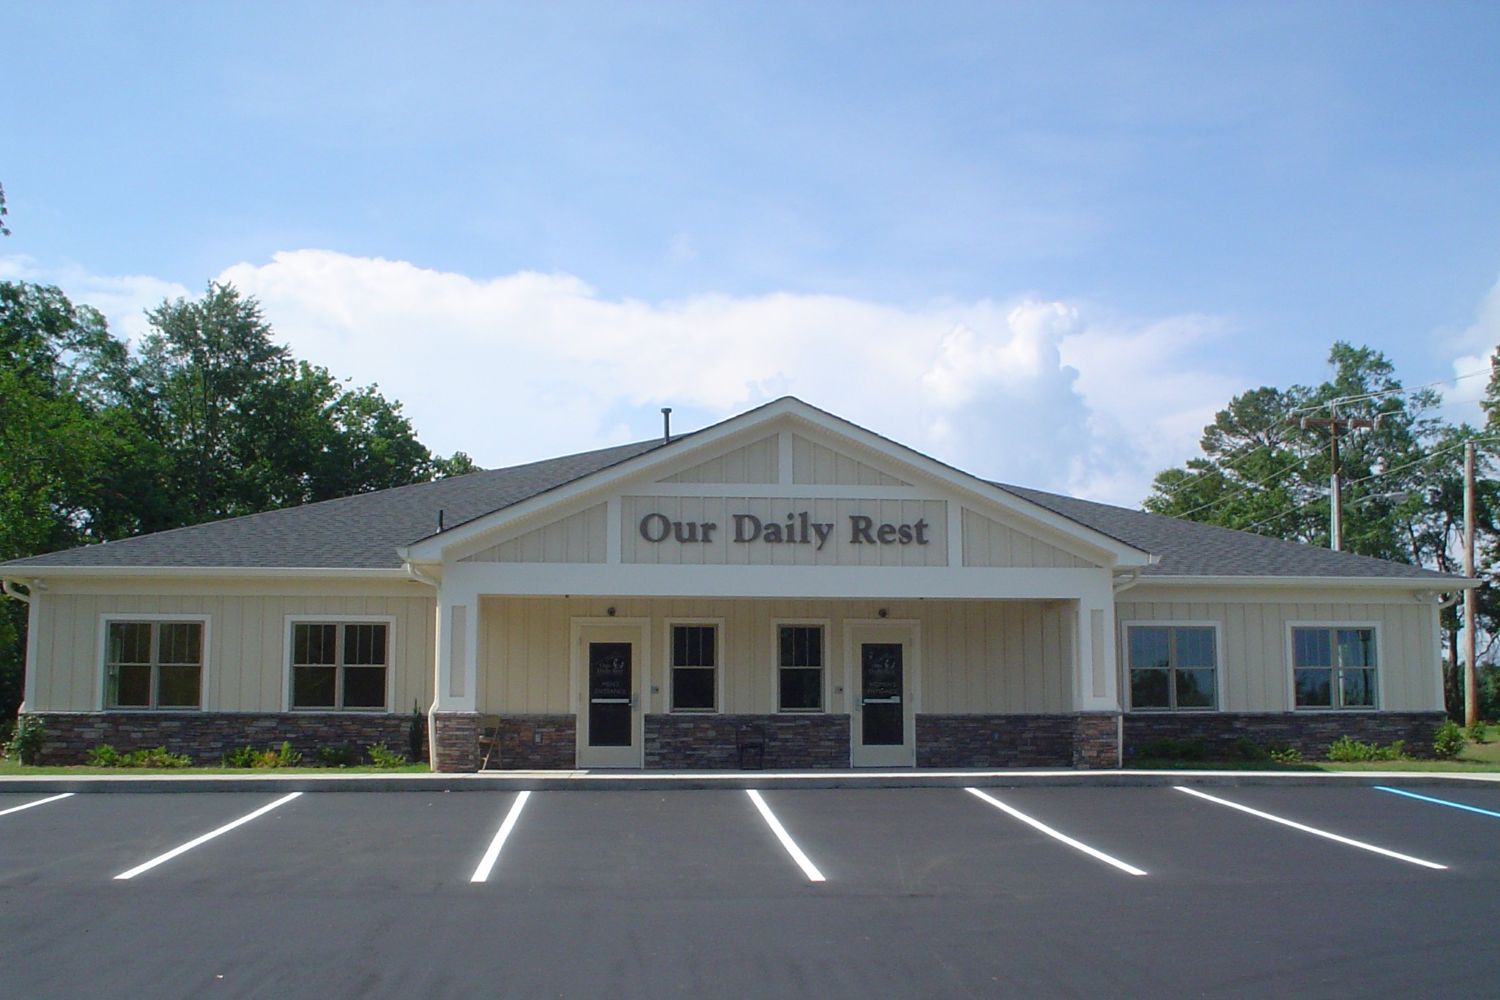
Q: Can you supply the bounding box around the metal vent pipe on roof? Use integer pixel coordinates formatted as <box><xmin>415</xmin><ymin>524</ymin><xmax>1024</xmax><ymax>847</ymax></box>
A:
<box><xmin>662</xmin><ymin>407</ymin><xmax>672</xmax><ymax>443</ymax></box>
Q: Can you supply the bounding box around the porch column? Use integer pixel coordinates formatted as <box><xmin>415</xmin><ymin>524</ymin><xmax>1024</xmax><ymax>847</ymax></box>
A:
<box><xmin>430</xmin><ymin>585</ymin><xmax>481</xmax><ymax>771</ymax></box>
<box><xmin>1073</xmin><ymin>577</ymin><xmax>1122</xmax><ymax>767</ymax></box>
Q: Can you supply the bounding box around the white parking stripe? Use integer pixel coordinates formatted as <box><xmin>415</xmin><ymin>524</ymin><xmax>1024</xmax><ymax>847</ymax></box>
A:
<box><xmin>965</xmin><ymin>787</ymin><xmax>1148</xmax><ymax>876</ymax></box>
<box><xmin>746</xmin><ymin>789</ymin><xmax>826</xmax><ymax>883</ymax></box>
<box><xmin>114</xmin><ymin>792</ymin><xmax>303</xmax><ymax>880</ymax></box>
<box><xmin>1175</xmin><ymin>786</ymin><xmax>1447</xmax><ymax>870</ymax></box>
<box><xmin>0</xmin><ymin>792</ymin><xmax>74</xmax><ymax>818</ymax></box>
<box><xmin>470</xmin><ymin>790</ymin><xmax>531</xmax><ymax>883</ymax></box>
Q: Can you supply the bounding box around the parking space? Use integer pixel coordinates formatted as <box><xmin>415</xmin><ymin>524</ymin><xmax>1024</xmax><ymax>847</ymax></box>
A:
<box><xmin>2</xmin><ymin>781</ymin><xmax>1499</xmax><ymax>998</ymax></box>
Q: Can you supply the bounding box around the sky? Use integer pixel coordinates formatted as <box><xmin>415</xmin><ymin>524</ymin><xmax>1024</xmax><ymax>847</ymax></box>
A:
<box><xmin>3</xmin><ymin>1</ymin><xmax>1499</xmax><ymax>506</ymax></box>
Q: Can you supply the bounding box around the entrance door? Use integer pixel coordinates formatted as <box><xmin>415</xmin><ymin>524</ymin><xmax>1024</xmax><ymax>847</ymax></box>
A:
<box><xmin>575</xmin><ymin>623</ymin><xmax>644</xmax><ymax>768</ymax></box>
<box><xmin>850</xmin><ymin>624</ymin><xmax>917</xmax><ymax>767</ymax></box>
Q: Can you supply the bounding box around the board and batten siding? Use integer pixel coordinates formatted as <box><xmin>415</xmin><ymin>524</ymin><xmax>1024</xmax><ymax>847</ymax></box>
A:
<box><xmin>30</xmin><ymin>588</ymin><xmax>436</xmax><ymax>713</ymax></box>
<box><xmin>658</xmin><ymin>435</ymin><xmax>779</xmax><ymax>484</ymax></box>
<box><xmin>790</xmin><ymin>434</ymin><xmax>910</xmax><ymax>486</ymax></box>
<box><xmin>1116</xmin><ymin>595</ymin><xmax>1440</xmax><ymax>712</ymax></box>
<box><xmin>476</xmin><ymin>596</ymin><xmax>1073</xmax><ymax>716</ymax></box>
<box><xmin>462</xmin><ymin>503</ymin><xmax>608</xmax><ymax>564</ymax></box>
<box><xmin>961</xmin><ymin>508</ymin><xmax>1096</xmax><ymax>569</ymax></box>
<box><xmin>619</xmin><ymin>497</ymin><xmax>948</xmax><ymax>567</ymax></box>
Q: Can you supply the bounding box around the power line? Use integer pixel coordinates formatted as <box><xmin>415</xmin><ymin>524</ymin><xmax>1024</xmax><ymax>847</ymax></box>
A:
<box><xmin>1288</xmin><ymin>367</ymin><xmax>1488</xmax><ymax>417</ymax></box>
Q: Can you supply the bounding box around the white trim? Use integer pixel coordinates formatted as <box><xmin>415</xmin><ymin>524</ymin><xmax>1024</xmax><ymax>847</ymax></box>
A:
<box><xmin>635</xmin><ymin>483</ymin><xmax>922</xmax><ymax>499</ymax></box>
<box><xmin>571</xmin><ymin>617</ymin><xmax>650</xmax><ymax>768</ymax></box>
<box><xmin>97</xmin><ymin>613</ymin><xmax>212</xmax><ymax>712</ymax></box>
<box><xmin>1119</xmin><ymin>619</ymin><xmax>1225</xmax><ymax>712</ymax></box>
<box><xmin>282</xmin><ymin>614</ymin><xmax>398</xmax><ymax>713</ymax></box>
<box><xmin>1136</xmin><ymin>574</ymin><xmax>1473</xmax><ymax>591</ymax></box>
<box><xmin>771</xmin><ymin>618</ymin><xmax>832</xmax><ymax>714</ymax></box>
<box><xmin>662</xmin><ymin>617</ymin><xmax>727</xmax><ymax>713</ymax></box>
<box><xmin>1284</xmin><ymin>620</ymin><xmax>1383</xmax><ymax>712</ymax></box>
<box><xmin>844</xmin><ymin>618</ymin><xmax>921</xmax><ymax>767</ymax></box>
<box><xmin>18</xmin><ymin>566</ymin><xmax>410</xmax><ymax>580</ymax></box>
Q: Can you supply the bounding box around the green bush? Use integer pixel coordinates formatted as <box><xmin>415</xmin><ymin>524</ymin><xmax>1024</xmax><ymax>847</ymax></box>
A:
<box><xmin>1327</xmin><ymin>735</ymin><xmax>1406</xmax><ymax>762</ymax></box>
<box><xmin>1433</xmin><ymin>720</ymin><xmax>1466</xmax><ymax>760</ymax></box>
<box><xmin>4</xmin><ymin>715</ymin><xmax>45</xmax><ymax>764</ymax></box>
<box><xmin>315</xmin><ymin>745</ymin><xmax>358</xmax><ymax>768</ymax></box>
<box><xmin>1268</xmin><ymin>745</ymin><xmax>1303</xmax><ymax>764</ymax></box>
<box><xmin>366</xmin><ymin>742</ymin><xmax>408</xmax><ymax>768</ymax></box>
<box><xmin>1228</xmin><ymin>737</ymin><xmax>1269</xmax><ymax>761</ymax></box>
<box><xmin>222</xmin><ymin>741</ymin><xmax>302</xmax><ymax>768</ymax></box>
<box><xmin>1465</xmin><ymin>720</ymin><xmax>1487</xmax><ymax>744</ymax></box>
<box><xmin>86</xmin><ymin>743</ymin><xmax>191</xmax><ymax>768</ymax></box>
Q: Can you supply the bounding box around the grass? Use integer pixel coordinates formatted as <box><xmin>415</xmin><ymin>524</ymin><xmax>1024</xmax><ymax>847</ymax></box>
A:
<box><xmin>1126</xmin><ymin>736</ymin><xmax>1500</xmax><ymax>773</ymax></box>
<box><xmin>0</xmin><ymin>760</ymin><xmax>430</xmax><ymax>776</ymax></box>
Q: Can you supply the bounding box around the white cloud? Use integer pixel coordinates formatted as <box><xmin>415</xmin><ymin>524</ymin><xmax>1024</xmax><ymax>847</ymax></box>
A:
<box><xmin>8</xmin><ymin>249</ymin><xmax>1246</xmax><ymax>507</ymax></box>
<box><xmin>1446</xmin><ymin>275</ymin><xmax>1500</xmax><ymax>419</ymax></box>
<box><xmin>0</xmin><ymin>254</ymin><xmax>190</xmax><ymax>345</ymax></box>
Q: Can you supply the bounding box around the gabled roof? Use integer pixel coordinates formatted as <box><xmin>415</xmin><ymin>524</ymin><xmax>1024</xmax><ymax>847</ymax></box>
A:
<box><xmin>0</xmin><ymin>398</ymin><xmax>1463</xmax><ymax>585</ymax></box>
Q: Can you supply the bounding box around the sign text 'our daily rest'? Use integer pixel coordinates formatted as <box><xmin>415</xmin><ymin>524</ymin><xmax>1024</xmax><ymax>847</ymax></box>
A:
<box><xmin>638</xmin><ymin>511</ymin><xmax>931</xmax><ymax>551</ymax></box>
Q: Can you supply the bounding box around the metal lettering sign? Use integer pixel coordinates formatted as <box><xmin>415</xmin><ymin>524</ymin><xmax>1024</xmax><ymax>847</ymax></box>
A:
<box><xmin>638</xmin><ymin>510</ymin><xmax>930</xmax><ymax>550</ymax></box>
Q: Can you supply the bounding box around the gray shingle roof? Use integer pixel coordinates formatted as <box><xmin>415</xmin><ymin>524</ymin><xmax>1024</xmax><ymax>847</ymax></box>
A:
<box><xmin>998</xmin><ymin>483</ymin><xmax>1454</xmax><ymax>581</ymax></box>
<box><xmin>0</xmin><ymin>439</ymin><xmax>667</xmax><ymax>571</ymax></box>
<box><xmin>0</xmin><ymin>425</ymin><xmax>1458</xmax><ymax>584</ymax></box>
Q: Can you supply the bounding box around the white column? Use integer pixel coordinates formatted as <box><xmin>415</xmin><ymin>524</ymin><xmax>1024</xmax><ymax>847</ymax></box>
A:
<box><xmin>433</xmin><ymin>586</ymin><xmax>479</xmax><ymax>713</ymax></box>
<box><xmin>1074</xmin><ymin>575</ymin><xmax>1120</xmax><ymax>712</ymax></box>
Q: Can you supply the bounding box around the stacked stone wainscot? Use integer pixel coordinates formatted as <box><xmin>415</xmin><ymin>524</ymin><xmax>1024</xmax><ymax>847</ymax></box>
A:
<box><xmin>916</xmin><ymin>713</ymin><xmax>1121</xmax><ymax>769</ymax></box>
<box><xmin>645</xmin><ymin>714</ymin><xmax>850</xmax><ymax>769</ymax></box>
<box><xmin>25</xmin><ymin>711</ymin><xmax>426</xmax><ymax>767</ymax></box>
<box><xmin>1123</xmin><ymin>711</ymin><xmax>1448</xmax><ymax>760</ymax></box>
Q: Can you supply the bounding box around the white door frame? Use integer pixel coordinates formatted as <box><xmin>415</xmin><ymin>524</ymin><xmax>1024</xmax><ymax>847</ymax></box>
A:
<box><xmin>571</xmin><ymin>617</ymin><xmax>650</xmax><ymax>768</ymax></box>
<box><xmin>844</xmin><ymin>618</ymin><xmax>921</xmax><ymax>767</ymax></box>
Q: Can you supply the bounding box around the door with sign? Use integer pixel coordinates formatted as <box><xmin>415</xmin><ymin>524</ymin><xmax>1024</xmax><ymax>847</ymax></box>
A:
<box><xmin>574</xmin><ymin>622</ymin><xmax>644</xmax><ymax>768</ymax></box>
<box><xmin>849</xmin><ymin>623</ymin><xmax>917</xmax><ymax>766</ymax></box>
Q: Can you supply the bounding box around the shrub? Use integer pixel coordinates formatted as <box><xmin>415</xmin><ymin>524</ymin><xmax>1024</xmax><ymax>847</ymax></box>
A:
<box><xmin>222</xmin><ymin>741</ymin><xmax>301</xmax><ymax>768</ymax></box>
<box><xmin>1465</xmin><ymin>720</ymin><xmax>1487</xmax><ymax>744</ymax></box>
<box><xmin>367</xmin><ymin>743</ymin><xmax>408</xmax><ymax>768</ymax></box>
<box><xmin>87</xmin><ymin>744</ymin><xmax>191</xmax><ymax>768</ymax></box>
<box><xmin>315</xmin><ymin>745</ymin><xmax>358</xmax><ymax>768</ymax></box>
<box><xmin>408</xmin><ymin>702</ymin><xmax>425</xmax><ymax>763</ymax></box>
<box><xmin>87</xmin><ymin>743</ymin><xmax>125</xmax><ymax>767</ymax></box>
<box><xmin>4</xmin><ymin>715</ymin><xmax>45</xmax><ymax>764</ymax></box>
<box><xmin>1433</xmin><ymin>720</ymin><xmax>1466</xmax><ymax>760</ymax></box>
<box><xmin>1228</xmin><ymin>737</ymin><xmax>1269</xmax><ymax>761</ymax></box>
<box><xmin>1268</xmin><ymin>745</ymin><xmax>1303</xmax><ymax>765</ymax></box>
<box><xmin>1327</xmin><ymin>736</ymin><xmax>1406</xmax><ymax>762</ymax></box>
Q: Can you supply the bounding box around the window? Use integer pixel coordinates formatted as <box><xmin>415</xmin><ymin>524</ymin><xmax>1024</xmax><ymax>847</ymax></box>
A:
<box><xmin>778</xmin><ymin>624</ymin><xmax>824</xmax><ymax>712</ymax></box>
<box><xmin>1292</xmin><ymin>626</ymin><xmax>1376</xmax><ymax>709</ymax></box>
<box><xmin>291</xmin><ymin>621</ymin><xmax>389</xmax><ymax>710</ymax></box>
<box><xmin>670</xmin><ymin>624</ymin><xmax>717</xmax><ymax>711</ymax></box>
<box><xmin>106</xmin><ymin>620</ymin><xmax>203</xmax><ymax>709</ymax></box>
<box><xmin>1127</xmin><ymin>624</ymin><xmax>1217</xmax><ymax>710</ymax></box>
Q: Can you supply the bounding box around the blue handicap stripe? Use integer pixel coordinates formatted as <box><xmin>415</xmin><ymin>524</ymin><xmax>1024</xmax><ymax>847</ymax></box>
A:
<box><xmin>1375</xmin><ymin>785</ymin><xmax>1500</xmax><ymax>820</ymax></box>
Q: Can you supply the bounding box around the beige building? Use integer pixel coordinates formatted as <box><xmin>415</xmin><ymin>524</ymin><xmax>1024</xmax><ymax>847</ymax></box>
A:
<box><xmin>0</xmin><ymin>398</ymin><xmax>1467</xmax><ymax>770</ymax></box>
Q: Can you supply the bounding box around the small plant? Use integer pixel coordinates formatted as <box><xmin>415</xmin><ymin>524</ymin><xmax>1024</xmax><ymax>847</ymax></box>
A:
<box><xmin>1228</xmin><ymin>737</ymin><xmax>1269</xmax><ymax>761</ymax></box>
<box><xmin>1465</xmin><ymin>720</ymin><xmax>1487</xmax><ymax>744</ymax></box>
<box><xmin>223</xmin><ymin>745</ymin><xmax>260</xmax><ymax>767</ymax></box>
<box><xmin>408</xmin><ymin>701</ymin><xmax>424</xmax><ymax>763</ymax></box>
<box><xmin>87</xmin><ymin>743</ymin><xmax>191</xmax><ymax>768</ymax></box>
<box><xmin>4</xmin><ymin>715</ymin><xmax>45</xmax><ymax>764</ymax></box>
<box><xmin>1434</xmin><ymin>720</ymin><xmax>1466</xmax><ymax>760</ymax></box>
<box><xmin>315</xmin><ymin>745</ymin><xmax>358</xmax><ymax>768</ymax></box>
<box><xmin>1327</xmin><ymin>735</ymin><xmax>1406</xmax><ymax>762</ymax></box>
<box><xmin>222</xmin><ymin>741</ymin><xmax>301</xmax><ymax>768</ymax></box>
<box><xmin>87</xmin><ymin>743</ymin><xmax>125</xmax><ymax>766</ymax></box>
<box><xmin>366</xmin><ymin>742</ymin><xmax>408</xmax><ymax>768</ymax></box>
<box><xmin>1268</xmin><ymin>745</ymin><xmax>1303</xmax><ymax>765</ymax></box>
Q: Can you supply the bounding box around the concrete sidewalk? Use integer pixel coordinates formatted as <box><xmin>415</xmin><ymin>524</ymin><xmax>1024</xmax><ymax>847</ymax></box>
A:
<box><xmin>4</xmin><ymin>768</ymin><xmax>1500</xmax><ymax>793</ymax></box>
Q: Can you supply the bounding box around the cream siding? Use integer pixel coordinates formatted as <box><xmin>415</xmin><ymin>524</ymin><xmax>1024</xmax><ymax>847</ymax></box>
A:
<box><xmin>790</xmin><ymin>434</ymin><xmax>910</xmax><ymax>486</ymax></box>
<box><xmin>462</xmin><ymin>503</ymin><xmax>608</xmax><ymax>564</ymax></box>
<box><xmin>961</xmin><ymin>508</ymin><xmax>1096</xmax><ymax>569</ymax></box>
<box><xmin>30</xmin><ymin>587</ymin><xmax>435</xmax><ymax>713</ymax></box>
<box><xmin>476</xmin><ymin>596</ymin><xmax>1072</xmax><ymax>715</ymax></box>
<box><xmin>659</xmin><ymin>436</ymin><xmax>779</xmax><ymax>484</ymax></box>
<box><xmin>1116</xmin><ymin>594</ymin><xmax>1440</xmax><ymax>712</ymax></box>
<box><xmin>620</xmin><ymin>496</ymin><xmax>947</xmax><ymax>566</ymax></box>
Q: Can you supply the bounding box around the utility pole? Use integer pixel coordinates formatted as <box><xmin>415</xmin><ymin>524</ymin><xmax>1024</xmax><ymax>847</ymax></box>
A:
<box><xmin>1464</xmin><ymin>440</ymin><xmax>1478</xmax><ymax>728</ymax></box>
<box><xmin>1298</xmin><ymin>411</ymin><xmax>1377</xmax><ymax>551</ymax></box>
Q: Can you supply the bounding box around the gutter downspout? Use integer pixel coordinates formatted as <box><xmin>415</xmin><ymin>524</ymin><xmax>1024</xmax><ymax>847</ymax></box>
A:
<box><xmin>1112</xmin><ymin>568</ymin><xmax>1143</xmax><ymax>595</ymax></box>
<box><xmin>402</xmin><ymin>561</ymin><xmax>443</xmax><ymax>768</ymax></box>
<box><xmin>2</xmin><ymin>578</ymin><xmax>33</xmax><ymax>603</ymax></box>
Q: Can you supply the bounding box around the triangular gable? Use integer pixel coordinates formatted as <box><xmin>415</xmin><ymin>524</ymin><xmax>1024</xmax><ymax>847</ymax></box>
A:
<box><xmin>961</xmin><ymin>508</ymin><xmax>1097</xmax><ymax>569</ymax></box>
<box><xmin>790</xmin><ymin>433</ymin><xmax>911</xmax><ymax>486</ymax></box>
<box><xmin>657</xmin><ymin>435</ymin><xmax>778</xmax><ymax>484</ymax></box>
<box><xmin>400</xmin><ymin>397</ymin><xmax>1154</xmax><ymax>569</ymax></box>
<box><xmin>460</xmin><ymin>503</ymin><xmax>608</xmax><ymax>564</ymax></box>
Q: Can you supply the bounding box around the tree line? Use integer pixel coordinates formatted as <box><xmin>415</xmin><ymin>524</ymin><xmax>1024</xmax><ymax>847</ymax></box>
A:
<box><xmin>0</xmin><ymin>280</ymin><xmax>475</xmax><ymax>715</ymax></box>
<box><xmin>1143</xmin><ymin>342</ymin><xmax>1499</xmax><ymax>718</ymax></box>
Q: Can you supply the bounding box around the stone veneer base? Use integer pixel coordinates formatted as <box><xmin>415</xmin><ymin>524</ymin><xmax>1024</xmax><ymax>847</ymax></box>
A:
<box><xmin>916</xmin><ymin>713</ymin><xmax>1121</xmax><ymax>769</ymax></box>
<box><xmin>645</xmin><ymin>714</ymin><xmax>851</xmax><ymax>769</ymax></box>
<box><xmin>1123</xmin><ymin>711</ymin><xmax>1449</xmax><ymax>760</ymax></box>
<box><xmin>480</xmin><ymin>715</ymin><xmax>577</xmax><ymax>770</ymax></box>
<box><xmin>431</xmin><ymin>712</ymin><xmax>480</xmax><ymax>772</ymax></box>
<box><xmin>23</xmin><ymin>711</ymin><xmax>425</xmax><ymax>767</ymax></box>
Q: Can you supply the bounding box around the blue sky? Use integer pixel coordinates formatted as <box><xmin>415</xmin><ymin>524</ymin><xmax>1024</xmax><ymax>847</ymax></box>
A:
<box><xmin>4</xmin><ymin>1</ymin><xmax>1499</xmax><ymax>504</ymax></box>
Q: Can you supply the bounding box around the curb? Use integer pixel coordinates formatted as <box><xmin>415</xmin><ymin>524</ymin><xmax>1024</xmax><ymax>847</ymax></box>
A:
<box><xmin>4</xmin><ymin>769</ymin><xmax>1500</xmax><ymax>793</ymax></box>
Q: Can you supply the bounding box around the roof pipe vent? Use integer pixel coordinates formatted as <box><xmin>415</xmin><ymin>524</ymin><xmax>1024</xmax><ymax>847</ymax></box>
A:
<box><xmin>437</xmin><ymin>509</ymin><xmax>445</xmax><ymax>532</ymax></box>
<box><xmin>661</xmin><ymin>407</ymin><xmax>672</xmax><ymax>443</ymax></box>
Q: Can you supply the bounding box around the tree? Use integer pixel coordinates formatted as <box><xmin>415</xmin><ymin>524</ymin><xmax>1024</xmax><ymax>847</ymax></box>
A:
<box><xmin>0</xmin><ymin>181</ymin><xmax>10</xmax><ymax>236</ymax></box>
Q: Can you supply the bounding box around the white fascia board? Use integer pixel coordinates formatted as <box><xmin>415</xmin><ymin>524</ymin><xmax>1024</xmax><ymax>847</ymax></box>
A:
<box><xmin>445</xmin><ymin>561</ymin><xmax>1111</xmax><ymax>600</ymax></box>
<box><xmin>400</xmin><ymin>397</ymin><xmax>1155</xmax><ymax>568</ymax></box>
<box><xmin>1134</xmin><ymin>574</ymin><xmax>1477</xmax><ymax>591</ymax></box>
<box><xmin>2</xmin><ymin>565</ymin><xmax>410</xmax><ymax>581</ymax></box>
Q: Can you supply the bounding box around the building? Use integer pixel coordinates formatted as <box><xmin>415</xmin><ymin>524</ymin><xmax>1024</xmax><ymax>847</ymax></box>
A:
<box><xmin>0</xmin><ymin>398</ymin><xmax>1467</xmax><ymax>770</ymax></box>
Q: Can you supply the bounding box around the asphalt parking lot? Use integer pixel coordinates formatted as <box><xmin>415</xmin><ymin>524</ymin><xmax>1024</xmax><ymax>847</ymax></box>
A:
<box><xmin>3</xmin><ymin>783</ymin><xmax>1499</xmax><ymax>998</ymax></box>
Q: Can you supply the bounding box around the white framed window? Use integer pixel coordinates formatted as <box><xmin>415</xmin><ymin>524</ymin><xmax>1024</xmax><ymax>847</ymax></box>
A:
<box><xmin>775</xmin><ymin>622</ymin><xmax>826</xmax><ymax>712</ymax></box>
<box><xmin>1290</xmin><ymin>623</ymin><xmax>1378</xmax><ymax>710</ymax></box>
<box><xmin>286</xmin><ymin>616</ymin><xmax>394</xmax><ymax>711</ymax></box>
<box><xmin>1124</xmin><ymin>622</ymin><xmax>1220</xmax><ymax>711</ymax></box>
<box><xmin>667</xmin><ymin>620</ymin><xmax>721</xmax><ymax>712</ymax></box>
<box><xmin>101</xmin><ymin>615</ymin><xmax>208</xmax><ymax>710</ymax></box>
